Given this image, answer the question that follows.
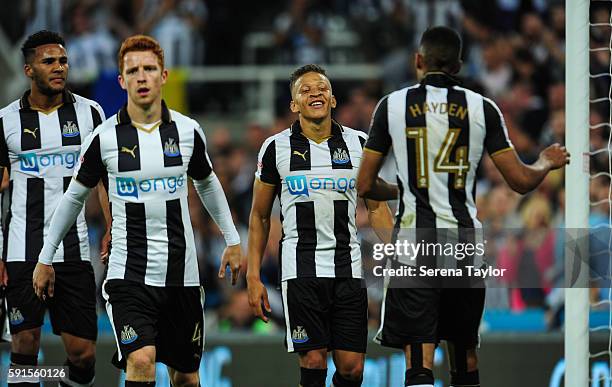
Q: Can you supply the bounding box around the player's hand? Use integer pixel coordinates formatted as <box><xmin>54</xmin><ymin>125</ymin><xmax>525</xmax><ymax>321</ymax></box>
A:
<box><xmin>218</xmin><ymin>244</ymin><xmax>242</xmax><ymax>285</ymax></box>
<box><xmin>100</xmin><ymin>229</ymin><xmax>111</xmax><ymax>265</ymax></box>
<box><xmin>247</xmin><ymin>277</ymin><xmax>271</xmax><ymax>323</ymax></box>
<box><xmin>32</xmin><ymin>263</ymin><xmax>55</xmax><ymax>300</ymax></box>
<box><xmin>540</xmin><ymin>143</ymin><xmax>570</xmax><ymax>170</ymax></box>
<box><xmin>0</xmin><ymin>261</ymin><xmax>8</xmax><ymax>287</ymax></box>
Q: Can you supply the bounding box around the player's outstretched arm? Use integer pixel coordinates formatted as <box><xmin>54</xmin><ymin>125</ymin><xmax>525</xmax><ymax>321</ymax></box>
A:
<box><xmin>33</xmin><ymin>179</ymin><xmax>93</xmax><ymax>299</ymax></box>
<box><xmin>191</xmin><ymin>173</ymin><xmax>242</xmax><ymax>285</ymax></box>
<box><xmin>491</xmin><ymin>143</ymin><xmax>570</xmax><ymax>194</ymax></box>
<box><xmin>365</xmin><ymin>199</ymin><xmax>394</xmax><ymax>244</ymax></box>
<box><xmin>246</xmin><ymin>179</ymin><xmax>276</xmax><ymax>323</ymax></box>
<box><xmin>357</xmin><ymin>149</ymin><xmax>398</xmax><ymax>200</ymax></box>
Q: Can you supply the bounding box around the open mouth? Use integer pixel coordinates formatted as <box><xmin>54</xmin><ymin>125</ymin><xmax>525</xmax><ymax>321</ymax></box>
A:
<box><xmin>309</xmin><ymin>100</ymin><xmax>324</xmax><ymax>108</ymax></box>
<box><xmin>137</xmin><ymin>87</ymin><xmax>150</xmax><ymax>96</ymax></box>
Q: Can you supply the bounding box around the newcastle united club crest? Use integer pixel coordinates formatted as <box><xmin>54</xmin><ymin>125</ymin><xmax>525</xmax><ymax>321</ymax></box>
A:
<box><xmin>164</xmin><ymin>138</ymin><xmax>180</xmax><ymax>157</ymax></box>
<box><xmin>332</xmin><ymin>148</ymin><xmax>350</xmax><ymax>165</ymax></box>
<box><xmin>62</xmin><ymin>121</ymin><xmax>80</xmax><ymax>138</ymax></box>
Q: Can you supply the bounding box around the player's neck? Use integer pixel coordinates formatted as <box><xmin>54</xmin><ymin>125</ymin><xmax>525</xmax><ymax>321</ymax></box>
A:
<box><xmin>299</xmin><ymin>116</ymin><xmax>332</xmax><ymax>143</ymax></box>
<box><xmin>28</xmin><ymin>87</ymin><xmax>63</xmax><ymax>112</ymax></box>
<box><xmin>127</xmin><ymin>100</ymin><xmax>162</xmax><ymax>124</ymax></box>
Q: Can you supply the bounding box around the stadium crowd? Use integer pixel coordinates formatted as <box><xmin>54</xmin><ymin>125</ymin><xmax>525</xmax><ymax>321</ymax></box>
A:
<box><xmin>1</xmin><ymin>0</ymin><xmax>608</xmax><ymax>333</ymax></box>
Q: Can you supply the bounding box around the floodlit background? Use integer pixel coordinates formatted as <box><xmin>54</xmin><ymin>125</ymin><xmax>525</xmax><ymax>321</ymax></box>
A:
<box><xmin>0</xmin><ymin>1</ymin><xmax>608</xmax><ymax>386</ymax></box>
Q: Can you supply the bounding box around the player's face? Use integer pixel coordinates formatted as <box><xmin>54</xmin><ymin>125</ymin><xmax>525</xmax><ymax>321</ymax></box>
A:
<box><xmin>25</xmin><ymin>44</ymin><xmax>68</xmax><ymax>96</ymax></box>
<box><xmin>118</xmin><ymin>50</ymin><xmax>167</xmax><ymax>108</ymax></box>
<box><xmin>290</xmin><ymin>72</ymin><xmax>337</xmax><ymax>121</ymax></box>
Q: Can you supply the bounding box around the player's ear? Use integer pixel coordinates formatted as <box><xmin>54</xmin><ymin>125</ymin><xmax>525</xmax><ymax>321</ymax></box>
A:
<box><xmin>24</xmin><ymin>64</ymin><xmax>33</xmax><ymax>79</ymax></box>
<box><xmin>118</xmin><ymin>74</ymin><xmax>127</xmax><ymax>90</ymax></box>
<box><xmin>415</xmin><ymin>52</ymin><xmax>424</xmax><ymax>71</ymax></box>
<box><xmin>161</xmin><ymin>68</ymin><xmax>168</xmax><ymax>85</ymax></box>
<box><xmin>331</xmin><ymin>94</ymin><xmax>337</xmax><ymax>109</ymax></box>
<box><xmin>290</xmin><ymin>100</ymin><xmax>299</xmax><ymax>113</ymax></box>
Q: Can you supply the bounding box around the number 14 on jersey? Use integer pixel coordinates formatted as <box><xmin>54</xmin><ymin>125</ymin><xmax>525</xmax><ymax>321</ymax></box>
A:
<box><xmin>406</xmin><ymin>127</ymin><xmax>469</xmax><ymax>189</ymax></box>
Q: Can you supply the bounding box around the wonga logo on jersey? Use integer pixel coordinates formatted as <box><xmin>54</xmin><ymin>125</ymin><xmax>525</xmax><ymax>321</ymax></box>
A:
<box><xmin>285</xmin><ymin>175</ymin><xmax>356</xmax><ymax>196</ymax></box>
<box><xmin>116</xmin><ymin>177</ymin><xmax>139</xmax><ymax>198</ymax></box>
<box><xmin>116</xmin><ymin>175</ymin><xmax>186</xmax><ymax>198</ymax></box>
<box><xmin>19</xmin><ymin>151</ymin><xmax>80</xmax><ymax>172</ymax></box>
<box><xmin>286</xmin><ymin>175</ymin><xmax>309</xmax><ymax>196</ymax></box>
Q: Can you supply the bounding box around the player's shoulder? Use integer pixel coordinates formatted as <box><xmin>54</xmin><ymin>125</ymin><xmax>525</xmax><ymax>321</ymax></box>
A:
<box><xmin>93</xmin><ymin>113</ymin><xmax>119</xmax><ymax>135</ymax></box>
<box><xmin>71</xmin><ymin>93</ymin><xmax>103</xmax><ymax>111</ymax></box>
<box><xmin>452</xmin><ymin>85</ymin><xmax>487</xmax><ymax>101</ymax></box>
<box><xmin>265</xmin><ymin>128</ymin><xmax>291</xmax><ymax>145</ymax></box>
<box><xmin>467</xmin><ymin>89</ymin><xmax>501</xmax><ymax>113</ymax></box>
<box><xmin>169</xmin><ymin>109</ymin><xmax>199</xmax><ymax>128</ymax></box>
<box><xmin>391</xmin><ymin>83</ymin><xmax>421</xmax><ymax>98</ymax></box>
<box><xmin>170</xmin><ymin>110</ymin><xmax>216</xmax><ymax>150</ymax></box>
<box><xmin>340</xmin><ymin>125</ymin><xmax>367</xmax><ymax>141</ymax></box>
<box><xmin>0</xmin><ymin>99</ymin><xmax>22</xmax><ymax>120</ymax></box>
<box><xmin>376</xmin><ymin>83</ymin><xmax>421</xmax><ymax>109</ymax></box>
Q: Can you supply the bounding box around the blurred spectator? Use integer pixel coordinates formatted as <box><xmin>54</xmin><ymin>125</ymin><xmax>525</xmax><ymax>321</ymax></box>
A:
<box><xmin>24</xmin><ymin>0</ymin><xmax>63</xmax><ymax>36</ymax></box>
<box><xmin>478</xmin><ymin>36</ymin><xmax>513</xmax><ymax>99</ymax></box>
<box><xmin>134</xmin><ymin>0</ymin><xmax>207</xmax><ymax>67</ymax></box>
<box><xmin>498</xmin><ymin>194</ymin><xmax>555</xmax><ymax>310</ymax></box>
<box><xmin>335</xmin><ymin>87</ymin><xmax>377</xmax><ymax>131</ymax></box>
<box><xmin>64</xmin><ymin>3</ymin><xmax>117</xmax><ymax>81</ymax></box>
<box><xmin>274</xmin><ymin>0</ymin><xmax>328</xmax><ymax>64</ymax></box>
<box><xmin>512</xmin><ymin>47</ymin><xmax>550</xmax><ymax>100</ymax></box>
<box><xmin>539</xmin><ymin>109</ymin><xmax>564</xmax><ymax>147</ymax></box>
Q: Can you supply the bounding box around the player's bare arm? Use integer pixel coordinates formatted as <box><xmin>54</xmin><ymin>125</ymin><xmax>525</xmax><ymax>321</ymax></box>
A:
<box><xmin>491</xmin><ymin>143</ymin><xmax>570</xmax><ymax>194</ymax></box>
<box><xmin>357</xmin><ymin>149</ymin><xmax>398</xmax><ymax>200</ymax></box>
<box><xmin>96</xmin><ymin>181</ymin><xmax>112</xmax><ymax>264</ymax></box>
<box><xmin>365</xmin><ymin>199</ymin><xmax>394</xmax><ymax>244</ymax></box>
<box><xmin>246</xmin><ymin>179</ymin><xmax>276</xmax><ymax>323</ymax></box>
<box><xmin>0</xmin><ymin>261</ymin><xmax>7</xmax><ymax>287</ymax></box>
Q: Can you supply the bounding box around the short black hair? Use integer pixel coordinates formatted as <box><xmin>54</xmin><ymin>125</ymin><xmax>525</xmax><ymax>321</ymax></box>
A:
<box><xmin>419</xmin><ymin>26</ymin><xmax>462</xmax><ymax>73</ymax></box>
<box><xmin>289</xmin><ymin>64</ymin><xmax>327</xmax><ymax>94</ymax></box>
<box><xmin>21</xmin><ymin>30</ymin><xmax>65</xmax><ymax>64</ymax></box>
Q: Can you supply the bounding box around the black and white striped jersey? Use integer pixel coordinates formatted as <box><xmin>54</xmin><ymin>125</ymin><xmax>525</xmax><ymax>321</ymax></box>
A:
<box><xmin>0</xmin><ymin>90</ymin><xmax>104</xmax><ymax>263</ymax></box>
<box><xmin>365</xmin><ymin>73</ymin><xmax>513</xmax><ymax>229</ymax></box>
<box><xmin>74</xmin><ymin>102</ymin><xmax>213</xmax><ymax>287</ymax></box>
<box><xmin>256</xmin><ymin>120</ymin><xmax>367</xmax><ymax>281</ymax></box>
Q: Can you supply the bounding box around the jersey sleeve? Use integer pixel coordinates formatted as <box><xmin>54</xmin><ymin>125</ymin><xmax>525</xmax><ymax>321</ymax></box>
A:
<box><xmin>364</xmin><ymin>96</ymin><xmax>392</xmax><ymax>155</ymax></box>
<box><xmin>74</xmin><ymin>132</ymin><xmax>105</xmax><ymax>188</ymax></box>
<box><xmin>187</xmin><ymin>126</ymin><xmax>213</xmax><ymax>180</ymax></box>
<box><xmin>0</xmin><ymin>117</ymin><xmax>9</xmax><ymax>168</ymax></box>
<box><xmin>255</xmin><ymin>138</ymin><xmax>280</xmax><ymax>185</ymax></box>
<box><xmin>483</xmin><ymin>98</ymin><xmax>513</xmax><ymax>156</ymax></box>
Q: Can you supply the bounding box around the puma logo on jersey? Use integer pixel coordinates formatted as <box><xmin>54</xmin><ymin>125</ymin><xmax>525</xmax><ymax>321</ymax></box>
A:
<box><xmin>121</xmin><ymin>145</ymin><xmax>138</xmax><ymax>158</ymax></box>
<box><xmin>23</xmin><ymin>127</ymin><xmax>38</xmax><ymax>139</ymax></box>
<box><xmin>293</xmin><ymin>150</ymin><xmax>308</xmax><ymax>161</ymax></box>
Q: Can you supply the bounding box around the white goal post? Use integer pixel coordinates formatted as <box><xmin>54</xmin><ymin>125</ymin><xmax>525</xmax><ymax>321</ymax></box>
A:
<box><xmin>565</xmin><ymin>0</ymin><xmax>590</xmax><ymax>386</ymax></box>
